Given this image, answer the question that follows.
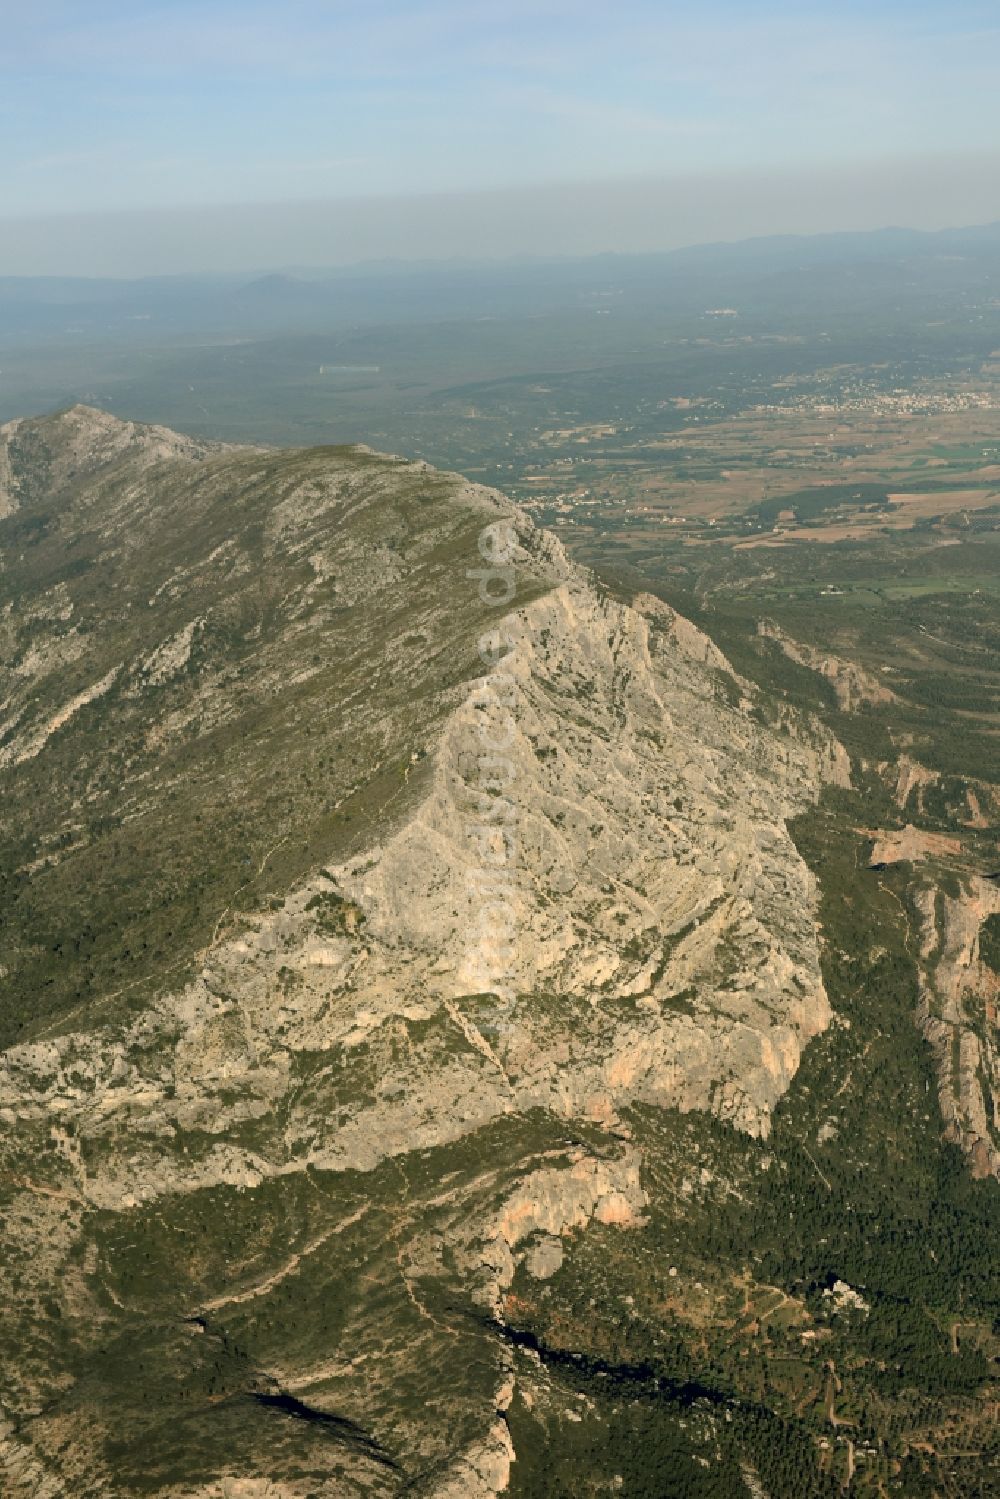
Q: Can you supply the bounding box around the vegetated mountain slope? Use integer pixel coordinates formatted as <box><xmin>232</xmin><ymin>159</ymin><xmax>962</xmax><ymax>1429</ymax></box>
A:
<box><xmin>746</xmin><ymin>602</ymin><xmax>1000</xmax><ymax>1186</ymax></box>
<box><xmin>0</xmin><ymin>408</ymin><xmax>850</xmax><ymax>1496</ymax></box>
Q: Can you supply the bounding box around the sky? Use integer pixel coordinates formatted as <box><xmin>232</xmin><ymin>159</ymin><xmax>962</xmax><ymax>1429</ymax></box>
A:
<box><xmin>1</xmin><ymin>0</ymin><xmax>999</xmax><ymax>274</ymax></box>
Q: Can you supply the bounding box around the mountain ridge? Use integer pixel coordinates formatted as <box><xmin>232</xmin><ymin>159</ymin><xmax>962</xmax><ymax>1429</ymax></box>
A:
<box><xmin>0</xmin><ymin>406</ymin><xmax>852</xmax><ymax>1494</ymax></box>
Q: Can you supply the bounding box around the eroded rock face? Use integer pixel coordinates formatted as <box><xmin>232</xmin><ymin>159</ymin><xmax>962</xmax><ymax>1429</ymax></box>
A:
<box><xmin>893</xmin><ymin>755</ymin><xmax>941</xmax><ymax>815</ymax></box>
<box><xmin>757</xmin><ymin>619</ymin><xmax>896</xmax><ymax>712</ymax></box>
<box><xmin>323</xmin><ymin>576</ymin><xmax>842</xmax><ymax>1142</ymax></box>
<box><xmin>915</xmin><ymin>878</ymin><xmax>1000</xmax><ymax>1178</ymax></box>
<box><xmin>0</xmin><ymin>408</ymin><xmax>846</xmax><ymax>1496</ymax></box>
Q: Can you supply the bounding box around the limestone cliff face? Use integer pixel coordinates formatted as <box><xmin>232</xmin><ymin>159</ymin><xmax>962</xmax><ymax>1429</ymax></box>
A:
<box><xmin>0</xmin><ymin>409</ymin><xmax>847</xmax><ymax>1497</ymax></box>
<box><xmin>326</xmin><ymin>565</ymin><xmax>843</xmax><ymax>1143</ymax></box>
<box><xmin>915</xmin><ymin>878</ymin><xmax>1000</xmax><ymax>1178</ymax></box>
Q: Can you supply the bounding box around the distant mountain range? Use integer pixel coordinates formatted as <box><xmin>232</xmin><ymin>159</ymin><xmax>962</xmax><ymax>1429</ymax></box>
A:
<box><xmin>1</xmin><ymin>219</ymin><xmax>998</xmax><ymax>343</ymax></box>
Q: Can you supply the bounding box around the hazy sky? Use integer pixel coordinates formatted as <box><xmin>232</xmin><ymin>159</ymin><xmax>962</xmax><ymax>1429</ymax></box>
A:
<box><xmin>1</xmin><ymin>0</ymin><xmax>999</xmax><ymax>273</ymax></box>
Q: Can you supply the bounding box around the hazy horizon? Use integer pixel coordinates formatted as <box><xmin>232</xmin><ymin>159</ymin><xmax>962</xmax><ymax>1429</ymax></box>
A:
<box><xmin>2</xmin><ymin>154</ymin><xmax>1000</xmax><ymax>279</ymax></box>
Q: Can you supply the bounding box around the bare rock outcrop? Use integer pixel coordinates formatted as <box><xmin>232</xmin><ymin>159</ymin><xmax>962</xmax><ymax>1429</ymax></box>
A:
<box><xmin>866</xmin><ymin>824</ymin><xmax>962</xmax><ymax>867</ymax></box>
<box><xmin>915</xmin><ymin>878</ymin><xmax>1000</xmax><ymax>1176</ymax></box>
<box><xmin>893</xmin><ymin>755</ymin><xmax>941</xmax><ymax>814</ymax></box>
<box><xmin>758</xmin><ymin>620</ymin><xmax>896</xmax><ymax>712</ymax></box>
